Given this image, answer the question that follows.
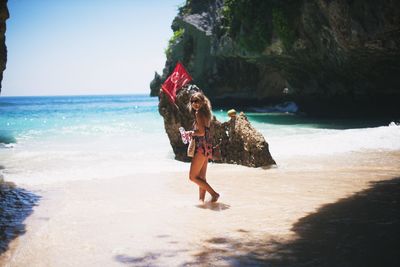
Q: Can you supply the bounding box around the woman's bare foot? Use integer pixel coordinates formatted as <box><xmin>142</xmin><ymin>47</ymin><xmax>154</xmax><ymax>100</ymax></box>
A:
<box><xmin>211</xmin><ymin>193</ymin><xmax>220</xmax><ymax>203</ymax></box>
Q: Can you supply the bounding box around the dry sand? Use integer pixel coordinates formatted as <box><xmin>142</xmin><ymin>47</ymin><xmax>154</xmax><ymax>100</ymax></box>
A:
<box><xmin>1</xmin><ymin>150</ymin><xmax>400</xmax><ymax>266</ymax></box>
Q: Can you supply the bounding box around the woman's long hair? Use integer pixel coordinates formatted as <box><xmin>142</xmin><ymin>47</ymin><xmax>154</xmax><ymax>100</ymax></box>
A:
<box><xmin>188</xmin><ymin>92</ymin><xmax>212</xmax><ymax>127</ymax></box>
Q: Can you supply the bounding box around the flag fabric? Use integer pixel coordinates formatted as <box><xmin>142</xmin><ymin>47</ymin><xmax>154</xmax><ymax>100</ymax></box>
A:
<box><xmin>161</xmin><ymin>62</ymin><xmax>192</xmax><ymax>103</ymax></box>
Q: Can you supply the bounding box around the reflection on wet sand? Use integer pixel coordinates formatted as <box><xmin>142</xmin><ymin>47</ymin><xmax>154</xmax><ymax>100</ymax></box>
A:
<box><xmin>196</xmin><ymin>202</ymin><xmax>231</xmax><ymax>211</ymax></box>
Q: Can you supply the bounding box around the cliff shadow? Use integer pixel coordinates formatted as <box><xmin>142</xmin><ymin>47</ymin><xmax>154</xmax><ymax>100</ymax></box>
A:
<box><xmin>181</xmin><ymin>177</ymin><xmax>400</xmax><ymax>266</ymax></box>
<box><xmin>0</xmin><ymin>182</ymin><xmax>40</xmax><ymax>255</ymax></box>
<box><xmin>244</xmin><ymin>112</ymin><xmax>396</xmax><ymax>130</ymax></box>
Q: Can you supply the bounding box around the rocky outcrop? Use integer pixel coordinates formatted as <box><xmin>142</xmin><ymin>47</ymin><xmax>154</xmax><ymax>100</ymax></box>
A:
<box><xmin>0</xmin><ymin>0</ymin><xmax>8</xmax><ymax>93</ymax></box>
<box><xmin>151</xmin><ymin>0</ymin><xmax>400</xmax><ymax>117</ymax></box>
<box><xmin>158</xmin><ymin>85</ymin><xmax>276</xmax><ymax>167</ymax></box>
<box><xmin>212</xmin><ymin>113</ymin><xmax>276</xmax><ymax>167</ymax></box>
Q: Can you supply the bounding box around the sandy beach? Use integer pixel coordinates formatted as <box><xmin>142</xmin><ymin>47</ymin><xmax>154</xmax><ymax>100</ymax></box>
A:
<box><xmin>1</xmin><ymin>150</ymin><xmax>399</xmax><ymax>266</ymax></box>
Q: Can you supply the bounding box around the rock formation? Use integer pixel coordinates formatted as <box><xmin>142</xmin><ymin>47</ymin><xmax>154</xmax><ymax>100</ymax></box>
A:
<box><xmin>151</xmin><ymin>0</ymin><xmax>400</xmax><ymax>117</ymax></box>
<box><xmin>0</xmin><ymin>0</ymin><xmax>7</xmax><ymax>187</ymax></box>
<box><xmin>0</xmin><ymin>0</ymin><xmax>7</xmax><ymax>93</ymax></box>
<box><xmin>158</xmin><ymin>85</ymin><xmax>276</xmax><ymax>167</ymax></box>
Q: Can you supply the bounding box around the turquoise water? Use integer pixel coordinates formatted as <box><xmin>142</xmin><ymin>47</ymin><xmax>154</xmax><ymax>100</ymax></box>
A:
<box><xmin>0</xmin><ymin>94</ymin><xmax>399</xmax><ymax>185</ymax></box>
<box><xmin>0</xmin><ymin>95</ymin><xmax>177</xmax><ymax>184</ymax></box>
<box><xmin>1</xmin><ymin>94</ymin><xmax>397</xmax><ymax>145</ymax></box>
<box><xmin>0</xmin><ymin>95</ymin><xmax>160</xmax><ymax>145</ymax></box>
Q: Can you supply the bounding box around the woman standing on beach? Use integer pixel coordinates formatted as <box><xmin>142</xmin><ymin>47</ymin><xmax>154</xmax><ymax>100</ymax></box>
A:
<box><xmin>187</xmin><ymin>92</ymin><xmax>220</xmax><ymax>203</ymax></box>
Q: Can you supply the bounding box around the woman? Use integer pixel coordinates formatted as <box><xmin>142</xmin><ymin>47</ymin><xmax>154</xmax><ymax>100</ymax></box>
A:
<box><xmin>186</xmin><ymin>92</ymin><xmax>220</xmax><ymax>203</ymax></box>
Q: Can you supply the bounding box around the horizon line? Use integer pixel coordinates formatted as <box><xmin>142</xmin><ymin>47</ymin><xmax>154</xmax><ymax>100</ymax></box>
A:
<box><xmin>0</xmin><ymin>92</ymin><xmax>156</xmax><ymax>98</ymax></box>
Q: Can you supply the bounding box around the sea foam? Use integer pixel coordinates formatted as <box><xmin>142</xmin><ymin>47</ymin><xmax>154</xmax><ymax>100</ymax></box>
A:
<box><xmin>265</xmin><ymin>122</ymin><xmax>400</xmax><ymax>158</ymax></box>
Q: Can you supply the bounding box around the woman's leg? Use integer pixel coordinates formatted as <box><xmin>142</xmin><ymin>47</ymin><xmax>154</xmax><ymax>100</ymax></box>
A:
<box><xmin>189</xmin><ymin>153</ymin><xmax>218</xmax><ymax>199</ymax></box>
<box><xmin>198</xmin><ymin>159</ymin><xmax>208</xmax><ymax>201</ymax></box>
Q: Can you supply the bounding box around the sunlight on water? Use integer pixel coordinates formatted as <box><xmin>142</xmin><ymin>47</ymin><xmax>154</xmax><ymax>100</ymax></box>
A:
<box><xmin>1</xmin><ymin>95</ymin><xmax>399</xmax><ymax>185</ymax></box>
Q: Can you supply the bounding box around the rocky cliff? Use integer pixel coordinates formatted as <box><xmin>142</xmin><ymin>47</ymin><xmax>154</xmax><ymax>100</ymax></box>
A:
<box><xmin>0</xmin><ymin>0</ymin><xmax>8</xmax><ymax>93</ymax></box>
<box><xmin>151</xmin><ymin>0</ymin><xmax>400</xmax><ymax>117</ymax></box>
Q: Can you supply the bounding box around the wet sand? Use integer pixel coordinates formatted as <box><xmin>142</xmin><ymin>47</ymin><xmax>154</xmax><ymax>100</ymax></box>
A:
<box><xmin>1</xmin><ymin>150</ymin><xmax>400</xmax><ymax>266</ymax></box>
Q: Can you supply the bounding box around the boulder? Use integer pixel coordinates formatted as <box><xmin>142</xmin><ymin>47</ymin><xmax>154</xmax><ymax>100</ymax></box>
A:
<box><xmin>158</xmin><ymin>85</ymin><xmax>276</xmax><ymax>167</ymax></box>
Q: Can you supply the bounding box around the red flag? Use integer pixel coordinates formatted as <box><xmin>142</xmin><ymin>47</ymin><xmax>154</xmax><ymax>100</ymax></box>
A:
<box><xmin>161</xmin><ymin>62</ymin><xmax>192</xmax><ymax>103</ymax></box>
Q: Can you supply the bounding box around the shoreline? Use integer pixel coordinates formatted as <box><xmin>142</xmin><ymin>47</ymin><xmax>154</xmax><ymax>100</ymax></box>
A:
<box><xmin>1</xmin><ymin>150</ymin><xmax>400</xmax><ymax>266</ymax></box>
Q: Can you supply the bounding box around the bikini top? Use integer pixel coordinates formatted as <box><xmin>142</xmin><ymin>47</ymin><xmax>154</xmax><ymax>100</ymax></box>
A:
<box><xmin>193</xmin><ymin>125</ymin><xmax>211</xmax><ymax>143</ymax></box>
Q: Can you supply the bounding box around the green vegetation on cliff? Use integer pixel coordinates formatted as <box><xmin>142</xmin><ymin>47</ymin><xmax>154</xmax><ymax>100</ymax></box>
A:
<box><xmin>221</xmin><ymin>0</ymin><xmax>299</xmax><ymax>52</ymax></box>
<box><xmin>272</xmin><ymin>7</ymin><xmax>296</xmax><ymax>50</ymax></box>
<box><xmin>165</xmin><ymin>28</ymin><xmax>185</xmax><ymax>57</ymax></box>
<box><xmin>222</xmin><ymin>0</ymin><xmax>272</xmax><ymax>52</ymax></box>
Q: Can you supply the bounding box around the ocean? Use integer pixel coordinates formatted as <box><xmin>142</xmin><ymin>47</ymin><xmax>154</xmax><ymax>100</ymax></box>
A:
<box><xmin>0</xmin><ymin>94</ymin><xmax>399</xmax><ymax>186</ymax></box>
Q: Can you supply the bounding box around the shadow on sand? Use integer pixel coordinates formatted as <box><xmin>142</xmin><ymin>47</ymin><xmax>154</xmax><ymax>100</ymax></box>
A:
<box><xmin>0</xmin><ymin>182</ymin><xmax>40</xmax><ymax>255</ymax></box>
<box><xmin>113</xmin><ymin>178</ymin><xmax>400</xmax><ymax>266</ymax></box>
<box><xmin>114</xmin><ymin>177</ymin><xmax>400</xmax><ymax>266</ymax></box>
<box><xmin>184</xmin><ymin>177</ymin><xmax>400</xmax><ymax>266</ymax></box>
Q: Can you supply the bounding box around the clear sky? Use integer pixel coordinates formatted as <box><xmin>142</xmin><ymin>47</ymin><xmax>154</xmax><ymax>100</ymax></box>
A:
<box><xmin>1</xmin><ymin>0</ymin><xmax>183</xmax><ymax>96</ymax></box>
